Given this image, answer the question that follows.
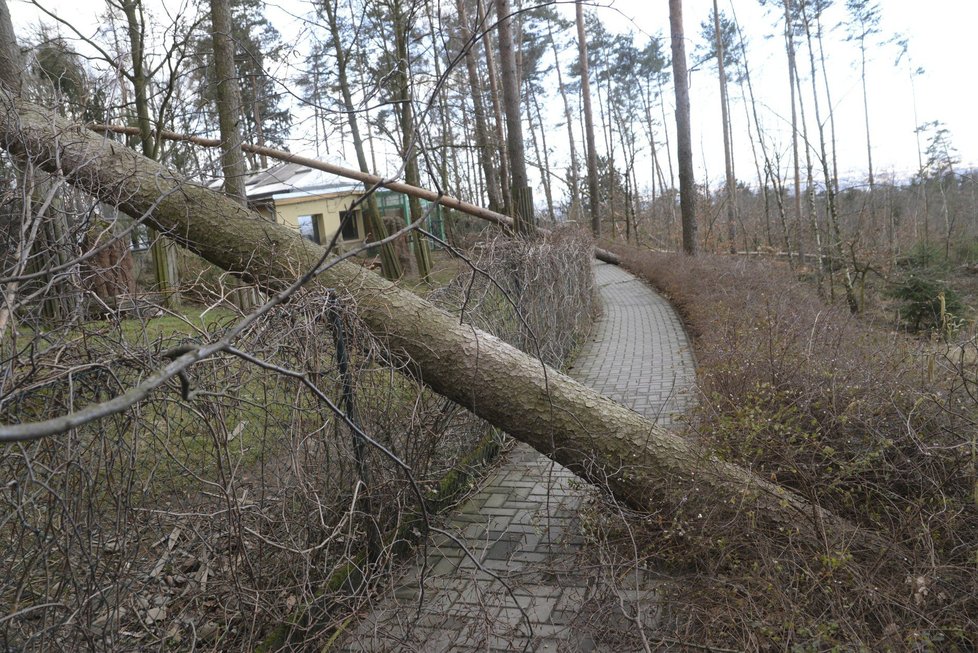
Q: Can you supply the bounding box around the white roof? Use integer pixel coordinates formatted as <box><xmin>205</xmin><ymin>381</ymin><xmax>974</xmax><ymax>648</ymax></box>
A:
<box><xmin>244</xmin><ymin>162</ymin><xmax>362</xmax><ymax>200</ymax></box>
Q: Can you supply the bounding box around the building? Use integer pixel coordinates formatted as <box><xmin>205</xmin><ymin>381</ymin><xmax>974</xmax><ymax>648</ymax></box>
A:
<box><xmin>239</xmin><ymin>162</ymin><xmax>445</xmax><ymax>248</ymax></box>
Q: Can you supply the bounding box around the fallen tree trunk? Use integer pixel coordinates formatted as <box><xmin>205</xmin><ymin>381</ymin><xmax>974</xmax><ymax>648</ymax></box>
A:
<box><xmin>0</xmin><ymin>91</ymin><xmax>892</xmax><ymax>557</ymax></box>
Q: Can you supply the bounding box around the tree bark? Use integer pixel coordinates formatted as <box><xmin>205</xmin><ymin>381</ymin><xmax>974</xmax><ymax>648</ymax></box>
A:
<box><xmin>494</xmin><ymin>0</ymin><xmax>534</xmax><ymax>235</ymax></box>
<box><xmin>0</xmin><ymin>0</ymin><xmax>22</xmax><ymax>93</ymax></box>
<box><xmin>576</xmin><ymin>4</ymin><xmax>601</xmax><ymax>238</ymax></box>
<box><xmin>209</xmin><ymin>0</ymin><xmax>247</xmax><ymax>204</ymax></box>
<box><xmin>0</xmin><ymin>88</ymin><xmax>894</xmax><ymax>559</ymax></box>
<box><xmin>669</xmin><ymin>0</ymin><xmax>697</xmax><ymax>255</ymax></box>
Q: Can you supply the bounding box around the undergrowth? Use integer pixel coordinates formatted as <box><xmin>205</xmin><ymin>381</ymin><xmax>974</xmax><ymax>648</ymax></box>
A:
<box><xmin>0</xmin><ymin>227</ymin><xmax>596</xmax><ymax>651</ymax></box>
<box><xmin>608</xmin><ymin>243</ymin><xmax>978</xmax><ymax>651</ymax></box>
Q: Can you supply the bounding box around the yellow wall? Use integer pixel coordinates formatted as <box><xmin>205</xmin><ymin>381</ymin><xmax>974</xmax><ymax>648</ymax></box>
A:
<box><xmin>274</xmin><ymin>192</ymin><xmax>365</xmax><ymax>244</ymax></box>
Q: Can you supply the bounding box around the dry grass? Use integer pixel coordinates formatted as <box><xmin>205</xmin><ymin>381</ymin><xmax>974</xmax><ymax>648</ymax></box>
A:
<box><xmin>605</xmin><ymin>243</ymin><xmax>978</xmax><ymax>651</ymax></box>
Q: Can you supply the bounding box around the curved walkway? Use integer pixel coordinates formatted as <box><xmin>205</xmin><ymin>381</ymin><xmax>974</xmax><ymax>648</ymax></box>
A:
<box><xmin>344</xmin><ymin>262</ymin><xmax>696</xmax><ymax>652</ymax></box>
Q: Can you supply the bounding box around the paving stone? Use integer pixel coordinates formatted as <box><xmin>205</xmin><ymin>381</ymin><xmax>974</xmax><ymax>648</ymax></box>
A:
<box><xmin>340</xmin><ymin>262</ymin><xmax>695</xmax><ymax>651</ymax></box>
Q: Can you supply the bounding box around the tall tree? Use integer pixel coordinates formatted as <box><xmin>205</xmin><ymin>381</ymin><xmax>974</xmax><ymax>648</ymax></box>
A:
<box><xmin>921</xmin><ymin>121</ymin><xmax>959</xmax><ymax>259</ymax></box>
<box><xmin>636</xmin><ymin>37</ymin><xmax>668</xmax><ymax>206</ymax></box>
<box><xmin>701</xmin><ymin>2</ymin><xmax>738</xmax><ymax>253</ymax></box>
<box><xmin>477</xmin><ymin>0</ymin><xmax>512</xmax><ymax>215</ymax></box>
<box><xmin>119</xmin><ymin>0</ymin><xmax>181</xmax><ymax>305</ymax></box>
<box><xmin>317</xmin><ymin>0</ymin><xmax>403</xmax><ymax>281</ymax></box>
<box><xmin>729</xmin><ymin>4</ymin><xmax>789</xmax><ymax>255</ymax></box>
<box><xmin>191</xmin><ymin>0</ymin><xmax>290</xmax><ymax>169</ymax></box>
<box><xmin>845</xmin><ymin>0</ymin><xmax>881</xmax><ymax>193</ymax></box>
<box><xmin>669</xmin><ymin>0</ymin><xmax>697</xmax><ymax>254</ymax></box>
<box><xmin>0</xmin><ymin>0</ymin><xmax>22</xmax><ymax>93</ymax></box>
<box><xmin>798</xmin><ymin>0</ymin><xmax>858</xmax><ymax>312</ymax></box>
<box><xmin>208</xmin><ymin>0</ymin><xmax>247</xmax><ymax>203</ymax></box>
<box><xmin>456</xmin><ymin>0</ymin><xmax>504</xmax><ymax>215</ymax></box>
<box><xmin>519</xmin><ymin>6</ymin><xmax>560</xmax><ymax>222</ymax></box>
<box><xmin>390</xmin><ymin>0</ymin><xmax>432</xmax><ymax>279</ymax></box>
<box><xmin>777</xmin><ymin>0</ymin><xmax>806</xmax><ymax>264</ymax></box>
<box><xmin>896</xmin><ymin>37</ymin><xmax>929</xmax><ymax>244</ymax></box>
<box><xmin>605</xmin><ymin>35</ymin><xmax>644</xmax><ymax>242</ymax></box>
<box><xmin>576</xmin><ymin>4</ymin><xmax>601</xmax><ymax>237</ymax></box>
<box><xmin>495</xmin><ymin>0</ymin><xmax>534</xmax><ymax>234</ymax></box>
<box><xmin>545</xmin><ymin>13</ymin><xmax>581</xmax><ymax>222</ymax></box>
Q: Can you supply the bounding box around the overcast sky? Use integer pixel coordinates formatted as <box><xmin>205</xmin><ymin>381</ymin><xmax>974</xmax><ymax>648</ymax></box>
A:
<box><xmin>591</xmin><ymin>0</ymin><xmax>978</xmax><ymax>184</ymax></box>
<box><xmin>9</xmin><ymin>0</ymin><xmax>978</xmax><ymax>193</ymax></box>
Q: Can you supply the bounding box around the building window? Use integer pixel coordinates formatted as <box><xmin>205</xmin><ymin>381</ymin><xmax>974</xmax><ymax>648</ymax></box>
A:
<box><xmin>130</xmin><ymin>223</ymin><xmax>151</xmax><ymax>251</ymax></box>
<box><xmin>340</xmin><ymin>210</ymin><xmax>360</xmax><ymax>241</ymax></box>
<box><xmin>298</xmin><ymin>214</ymin><xmax>321</xmax><ymax>244</ymax></box>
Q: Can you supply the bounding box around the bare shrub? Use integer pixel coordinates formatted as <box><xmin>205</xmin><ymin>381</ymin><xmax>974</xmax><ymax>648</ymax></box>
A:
<box><xmin>430</xmin><ymin>226</ymin><xmax>597</xmax><ymax>368</ymax></box>
<box><xmin>0</xmin><ymin>289</ymin><xmax>466</xmax><ymax>650</ymax></box>
<box><xmin>606</xmin><ymin>243</ymin><xmax>978</xmax><ymax>650</ymax></box>
<box><xmin>1</xmin><ymin>209</ymin><xmax>596</xmax><ymax>650</ymax></box>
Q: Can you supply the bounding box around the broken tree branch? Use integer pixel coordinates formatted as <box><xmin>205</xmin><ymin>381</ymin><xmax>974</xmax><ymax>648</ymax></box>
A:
<box><xmin>86</xmin><ymin>122</ymin><xmax>621</xmax><ymax>265</ymax></box>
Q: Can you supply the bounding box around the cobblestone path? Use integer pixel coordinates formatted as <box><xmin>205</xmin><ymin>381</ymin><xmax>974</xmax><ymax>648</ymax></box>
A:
<box><xmin>343</xmin><ymin>262</ymin><xmax>696</xmax><ymax>652</ymax></box>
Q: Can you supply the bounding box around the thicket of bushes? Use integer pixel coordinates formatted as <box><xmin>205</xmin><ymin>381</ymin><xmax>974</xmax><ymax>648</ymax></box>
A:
<box><xmin>609</xmin><ymin>243</ymin><xmax>977</xmax><ymax>651</ymax></box>
<box><xmin>0</xmin><ymin>227</ymin><xmax>595</xmax><ymax>651</ymax></box>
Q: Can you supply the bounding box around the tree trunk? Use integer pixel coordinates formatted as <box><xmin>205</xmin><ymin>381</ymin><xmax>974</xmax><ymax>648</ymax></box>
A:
<box><xmin>859</xmin><ymin>40</ymin><xmax>874</xmax><ymax>193</ymax></box>
<box><xmin>576</xmin><ymin>4</ymin><xmax>601</xmax><ymax>238</ymax></box>
<box><xmin>0</xmin><ymin>0</ymin><xmax>24</xmax><ymax>332</ymax></box>
<box><xmin>391</xmin><ymin>0</ymin><xmax>432</xmax><ymax>281</ymax></box>
<box><xmin>477</xmin><ymin>0</ymin><xmax>511</xmax><ymax>216</ymax></box>
<box><xmin>209</xmin><ymin>0</ymin><xmax>247</xmax><ymax>204</ymax></box>
<box><xmin>121</xmin><ymin>0</ymin><xmax>180</xmax><ymax>306</ymax></box>
<box><xmin>0</xmin><ymin>88</ymin><xmax>894</xmax><ymax>560</ymax></box>
<box><xmin>793</xmin><ymin>56</ymin><xmax>827</xmax><ymax>296</ymax></box>
<box><xmin>730</xmin><ymin>3</ymin><xmax>781</xmax><ymax>255</ymax></box>
<box><xmin>210</xmin><ymin>0</ymin><xmax>265</xmax><ymax>311</ymax></box>
<box><xmin>528</xmin><ymin>80</ymin><xmax>555</xmax><ymax>223</ymax></box>
<box><xmin>322</xmin><ymin>0</ymin><xmax>403</xmax><ymax>281</ymax></box>
<box><xmin>598</xmin><ymin>72</ymin><xmax>616</xmax><ymax>235</ymax></box>
<box><xmin>783</xmin><ymin>0</ymin><xmax>805</xmax><ymax>265</ymax></box>
<box><xmin>0</xmin><ymin>0</ymin><xmax>22</xmax><ymax>93</ymax></box>
<box><xmin>669</xmin><ymin>0</ymin><xmax>697</xmax><ymax>255</ymax></box>
<box><xmin>494</xmin><ymin>0</ymin><xmax>534</xmax><ymax>235</ymax></box>
<box><xmin>426</xmin><ymin>2</ymin><xmax>453</xmax><ymax>245</ymax></box>
<box><xmin>800</xmin><ymin>2</ymin><xmax>858</xmax><ymax>312</ymax></box>
<box><xmin>714</xmin><ymin>0</ymin><xmax>737</xmax><ymax>254</ymax></box>
<box><xmin>457</xmin><ymin>0</ymin><xmax>504</xmax><ymax>215</ymax></box>
<box><xmin>547</xmin><ymin>15</ymin><xmax>581</xmax><ymax>223</ymax></box>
